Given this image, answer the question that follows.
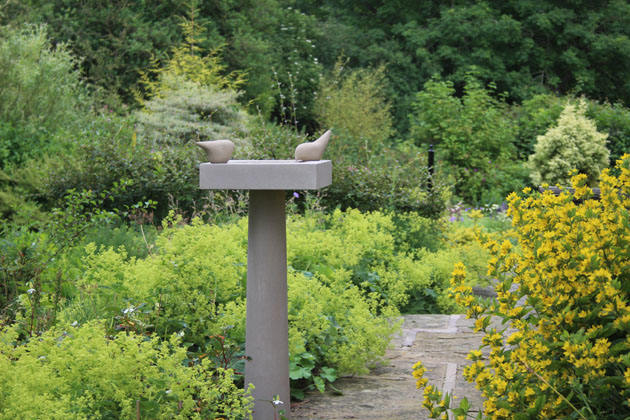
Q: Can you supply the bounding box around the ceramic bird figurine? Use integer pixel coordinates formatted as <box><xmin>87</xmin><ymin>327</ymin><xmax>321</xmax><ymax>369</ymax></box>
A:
<box><xmin>294</xmin><ymin>130</ymin><xmax>331</xmax><ymax>161</ymax></box>
<box><xmin>196</xmin><ymin>139</ymin><xmax>235</xmax><ymax>163</ymax></box>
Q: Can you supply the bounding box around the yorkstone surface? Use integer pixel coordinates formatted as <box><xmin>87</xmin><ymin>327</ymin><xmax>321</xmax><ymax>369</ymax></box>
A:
<box><xmin>291</xmin><ymin>314</ymin><xmax>485</xmax><ymax>420</ymax></box>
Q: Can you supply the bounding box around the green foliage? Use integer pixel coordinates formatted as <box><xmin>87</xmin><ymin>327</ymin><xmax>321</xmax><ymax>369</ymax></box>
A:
<box><xmin>135</xmin><ymin>74</ymin><xmax>251</xmax><ymax>153</ymax></box>
<box><xmin>59</xmin><ymin>209</ymin><xmax>478</xmax><ymax>395</ymax></box>
<box><xmin>0</xmin><ymin>161</ymin><xmax>48</xmax><ymax>224</ymax></box>
<box><xmin>403</xmin><ymin>245</ymin><xmax>488</xmax><ymax>315</ymax></box>
<box><xmin>0</xmin><ymin>25</ymin><xmax>88</xmax><ymax>168</ymax></box>
<box><xmin>265</xmin><ymin>7</ymin><xmax>322</xmax><ymax>130</ymax></box>
<box><xmin>515</xmin><ymin>93</ymin><xmax>630</xmax><ymax>166</ymax></box>
<box><xmin>37</xmin><ymin>112</ymin><xmax>203</xmax><ymax>220</ymax></box>
<box><xmin>528</xmin><ymin>99</ymin><xmax>610</xmax><ymax>187</ymax></box>
<box><xmin>410</xmin><ymin>77</ymin><xmax>526</xmax><ymax>205</ymax></box>
<box><xmin>135</xmin><ymin>2</ymin><xmax>245</xmax><ymax>104</ymax></box>
<box><xmin>391</xmin><ymin>212</ymin><xmax>445</xmax><ymax>253</ymax></box>
<box><xmin>315</xmin><ymin>58</ymin><xmax>394</xmax><ymax>161</ymax></box>
<box><xmin>400</xmin><ymin>3</ymin><xmax>534</xmax><ymax>101</ymax></box>
<box><xmin>246</xmin><ymin>116</ymin><xmax>306</xmax><ymax>160</ymax></box>
<box><xmin>587</xmin><ymin>101</ymin><xmax>630</xmax><ymax>166</ymax></box>
<box><xmin>2</xmin><ymin>0</ymin><xmax>184</xmax><ymax>107</ymax></box>
<box><xmin>322</xmin><ymin>143</ymin><xmax>449</xmax><ymax>218</ymax></box>
<box><xmin>513</xmin><ymin>93</ymin><xmax>567</xmax><ymax>159</ymax></box>
<box><xmin>0</xmin><ymin>184</ymin><xmax>128</xmax><ymax>332</ymax></box>
<box><xmin>287</xmin><ymin>270</ymin><xmax>394</xmax><ymax>397</ymax></box>
<box><xmin>0</xmin><ymin>321</ymin><xmax>253</xmax><ymax>419</ymax></box>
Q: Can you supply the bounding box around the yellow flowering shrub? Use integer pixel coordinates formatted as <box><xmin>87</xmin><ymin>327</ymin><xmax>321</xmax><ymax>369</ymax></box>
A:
<box><xmin>414</xmin><ymin>154</ymin><xmax>630</xmax><ymax>419</ymax></box>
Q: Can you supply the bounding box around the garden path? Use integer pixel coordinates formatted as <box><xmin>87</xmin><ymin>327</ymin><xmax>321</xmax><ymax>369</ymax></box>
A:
<box><xmin>291</xmin><ymin>314</ymin><xmax>493</xmax><ymax>420</ymax></box>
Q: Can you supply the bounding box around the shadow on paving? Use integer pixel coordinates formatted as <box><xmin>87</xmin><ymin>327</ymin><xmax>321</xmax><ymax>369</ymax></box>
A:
<box><xmin>291</xmin><ymin>314</ymin><xmax>494</xmax><ymax>420</ymax></box>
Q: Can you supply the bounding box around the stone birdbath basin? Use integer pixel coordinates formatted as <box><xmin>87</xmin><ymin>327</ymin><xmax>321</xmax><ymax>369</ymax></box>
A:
<box><xmin>199</xmin><ymin>157</ymin><xmax>332</xmax><ymax>420</ymax></box>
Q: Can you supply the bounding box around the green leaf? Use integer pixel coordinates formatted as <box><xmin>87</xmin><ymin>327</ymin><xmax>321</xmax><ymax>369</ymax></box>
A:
<box><xmin>319</xmin><ymin>366</ymin><xmax>337</xmax><ymax>382</ymax></box>
<box><xmin>289</xmin><ymin>366</ymin><xmax>312</xmax><ymax>380</ymax></box>
<box><xmin>313</xmin><ymin>376</ymin><xmax>325</xmax><ymax>393</ymax></box>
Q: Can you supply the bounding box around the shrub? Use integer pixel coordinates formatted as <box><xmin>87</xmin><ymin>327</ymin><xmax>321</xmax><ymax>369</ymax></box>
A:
<box><xmin>515</xmin><ymin>93</ymin><xmax>630</xmax><ymax>167</ymax></box>
<box><xmin>287</xmin><ymin>208</ymin><xmax>448</xmax><ymax>312</ymax></box>
<box><xmin>314</xmin><ymin>58</ymin><xmax>394</xmax><ymax>162</ymax></box>
<box><xmin>528</xmin><ymin>99</ymin><xmax>610</xmax><ymax>187</ymax></box>
<box><xmin>513</xmin><ymin>93</ymin><xmax>566</xmax><ymax>159</ymax></box>
<box><xmin>409</xmin><ymin>77</ymin><xmax>524</xmax><ymax>205</ymax></box>
<box><xmin>39</xmin><ymin>112</ymin><xmax>205</xmax><ymax>220</ymax></box>
<box><xmin>61</xmin><ymin>210</ymin><xmax>409</xmax><ymax>395</ymax></box>
<box><xmin>322</xmin><ymin>143</ymin><xmax>450</xmax><ymax>218</ymax></box>
<box><xmin>0</xmin><ymin>321</ymin><xmax>253</xmax><ymax>419</ymax></box>
<box><xmin>246</xmin><ymin>116</ymin><xmax>306</xmax><ymax>160</ymax></box>
<box><xmin>414</xmin><ymin>155</ymin><xmax>630</xmax><ymax>419</ymax></box>
<box><xmin>135</xmin><ymin>74</ymin><xmax>251</xmax><ymax>153</ymax></box>
<box><xmin>0</xmin><ymin>185</ymin><xmax>129</xmax><ymax>333</ymax></box>
<box><xmin>588</xmin><ymin>101</ymin><xmax>630</xmax><ymax>167</ymax></box>
<box><xmin>0</xmin><ymin>25</ymin><xmax>88</xmax><ymax>168</ymax></box>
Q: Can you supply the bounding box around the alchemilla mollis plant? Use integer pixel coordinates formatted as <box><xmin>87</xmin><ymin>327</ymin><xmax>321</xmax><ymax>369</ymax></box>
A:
<box><xmin>0</xmin><ymin>321</ymin><xmax>253</xmax><ymax>419</ymax></box>
<box><xmin>414</xmin><ymin>154</ymin><xmax>630</xmax><ymax>419</ymax></box>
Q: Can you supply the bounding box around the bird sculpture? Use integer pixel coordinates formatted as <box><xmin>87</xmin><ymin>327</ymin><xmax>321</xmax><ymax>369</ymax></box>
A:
<box><xmin>294</xmin><ymin>130</ymin><xmax>331</xmax><ymax>161</ymax></box>
<box><xmin>196</xmin><ymin>139</ymin><xmax>235</xmax><ymax>163</ymax></box>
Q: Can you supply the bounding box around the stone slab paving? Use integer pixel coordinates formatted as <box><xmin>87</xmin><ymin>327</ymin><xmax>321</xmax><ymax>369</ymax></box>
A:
<box><xmin>291</xmin><ymin>314</ymin><xmax>489</xmax><ymax>420</ymax></box>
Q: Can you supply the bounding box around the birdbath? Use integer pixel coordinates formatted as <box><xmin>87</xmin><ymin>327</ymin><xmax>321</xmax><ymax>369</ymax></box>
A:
<box><xmin>199</xmin><ymin>159</ymin><xmax>332</xmax><ymax>420</ymax></box>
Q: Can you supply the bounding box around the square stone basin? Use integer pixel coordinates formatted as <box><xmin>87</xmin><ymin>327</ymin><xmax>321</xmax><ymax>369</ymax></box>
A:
<box><xmin>199</xmin><ymin>160</ymin><xmax>332</xmax><ymax>190</ymax></box>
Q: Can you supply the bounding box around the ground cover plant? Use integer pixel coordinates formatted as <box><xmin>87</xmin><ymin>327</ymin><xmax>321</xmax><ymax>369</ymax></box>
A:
<box><xmin>414</xmin><ymin>155</ymin><xmax>630</xmax><ymax>419</ymax></box>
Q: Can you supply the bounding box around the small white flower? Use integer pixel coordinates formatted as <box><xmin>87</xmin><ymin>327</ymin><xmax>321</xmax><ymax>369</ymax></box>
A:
<box><xmin>26</xmin><ymin>288</ymin><xmax>36</xmax><ymax>294</ymax></box>
<box><xmin>165</xmin><ymin>389</ymin><xmax>172</xmax><ymax>394</ymax></box>
<box><xmin>272</xmin><ymin>399</ymin><xmax>283</xmax><ymax>406</ymax></box>
<box><xmin>71</xmin><ymin>321</ymin><xmax>78</xmax><ymax>327</ymax></box>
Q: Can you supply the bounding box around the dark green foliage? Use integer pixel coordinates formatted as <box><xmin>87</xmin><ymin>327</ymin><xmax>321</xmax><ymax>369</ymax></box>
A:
<box><xmin>400</xmin><ymin>3</ymin><xmax>535</xmax><ymax>101</ymax></box>
<box><xmin>247</xmin><ymin>117</ymin><xmax>306</xmax><ymax>160</ymax></box>
<box><xmin>513</xmin><ymin>93</ymin><xmax>566</xmax><ymax>158</ymax></box>
<box><xmin>2</xmin><ymin>0</ymin><xmax>184</xmax><ymax>107</ymax></box>
<box><xmin>295</xmin><ymin>0</ymin><xmax>630</xmax><ymax>134</ymax></box>
<box><xmin>398</xmin><ymin>0</ymin><xmax>630</xmax><ymax>106</ymax></box>
<box><xmin>5</xmin><ymin>0</ymin><xmax>630</xmax><ymax>136</ymax></box>
<box><xmin>42</xmin><ymin>113</ymin><xmax>203</xmax><ymax>221</ymax></box>
<box><xmin>322</xmin><ymin>147</ymin><xmax>449</xmax><ymax>218</ymax></box>
<box><xmin>588</xmin><ymin>101</ymin><xmax>630</xmax><ymax>166</ymax></box>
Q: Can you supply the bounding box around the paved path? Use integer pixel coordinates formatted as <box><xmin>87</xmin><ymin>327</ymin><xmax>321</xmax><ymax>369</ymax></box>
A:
<box><xmin>291</xmin><ymin>314</ymin><xmax>488</xmax><ymax>420</ymax></box>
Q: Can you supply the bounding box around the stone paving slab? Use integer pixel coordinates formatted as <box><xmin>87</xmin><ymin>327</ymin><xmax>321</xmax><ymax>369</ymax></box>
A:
<box><xmin>292</xmin><ymin>315</ymin><xmax>485</xmax><ymax>420</ymax></box>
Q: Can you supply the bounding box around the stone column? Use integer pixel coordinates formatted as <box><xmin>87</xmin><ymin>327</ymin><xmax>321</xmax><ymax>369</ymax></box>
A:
<box><xmin>245</xmin><ymin>190</ymin><xmax>290</xmax><ymax>420</ymax></box>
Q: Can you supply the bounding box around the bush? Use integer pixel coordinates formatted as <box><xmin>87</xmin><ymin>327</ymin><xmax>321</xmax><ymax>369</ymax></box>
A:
<box><xmin>588</xmin><ymin>101</ymin><xmax>630</xmax><ymax>167</ymax></box>
<box><xmin>415</xmin><ymin>155</ymin><xmax>630</xmax><ymax>419</ymax></box>
<box><xmin>0</xmin><ymin>321</ymin><xmax>253</xmax><ymax>419</ymax></box>
<box><xmin>37</xmin><ymin>112</ymin><xmax>204</xmax><ymax>221</ymax></box>
<box><xmin>0</xmin><ymin>185</ymin><xmax>129</xmax><ymax>333</ymax></box>
<box><xmin>60</xmin><ymin>210</ymin><xmax>414</xmax><ymax>395</ymax></box>
<box><xmin>409</xmin><ymin>77</ymin><xmax>525</xmax><ymax>205</ymax></box>
<box><xmin>135</xmin><ymin>74</ymin><xmax>251</xmax><ymax>153</ymax></box>
<box><xmin>0</xmin><ymin>25</ymin><xmax>88</xmax><ymax>168</ymax></box>
<box><xmin>322</xmin><ymin>143</ymin><xmax>450</xmax><ymax>218</ymax></box>
<box><xmin>528</xmin><ymin>99</ymin><xmax>610</xmax><ymax>187</ymax></box>
<box><xmin>314</xmin><ymin>59</ymin><xmax>394</xmax><ymax>162</ymax></box>
<box><xmin>515</xmin><ymin>93</ymin><xmax>630</xmax><ymax>168</ymax></box>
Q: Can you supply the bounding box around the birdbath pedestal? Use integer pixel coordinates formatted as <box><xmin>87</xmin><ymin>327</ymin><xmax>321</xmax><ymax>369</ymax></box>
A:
<box><xmin>199</xmin><ymin>160</ymin><xmax>332</xmax><ymax>420</ymax></box>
